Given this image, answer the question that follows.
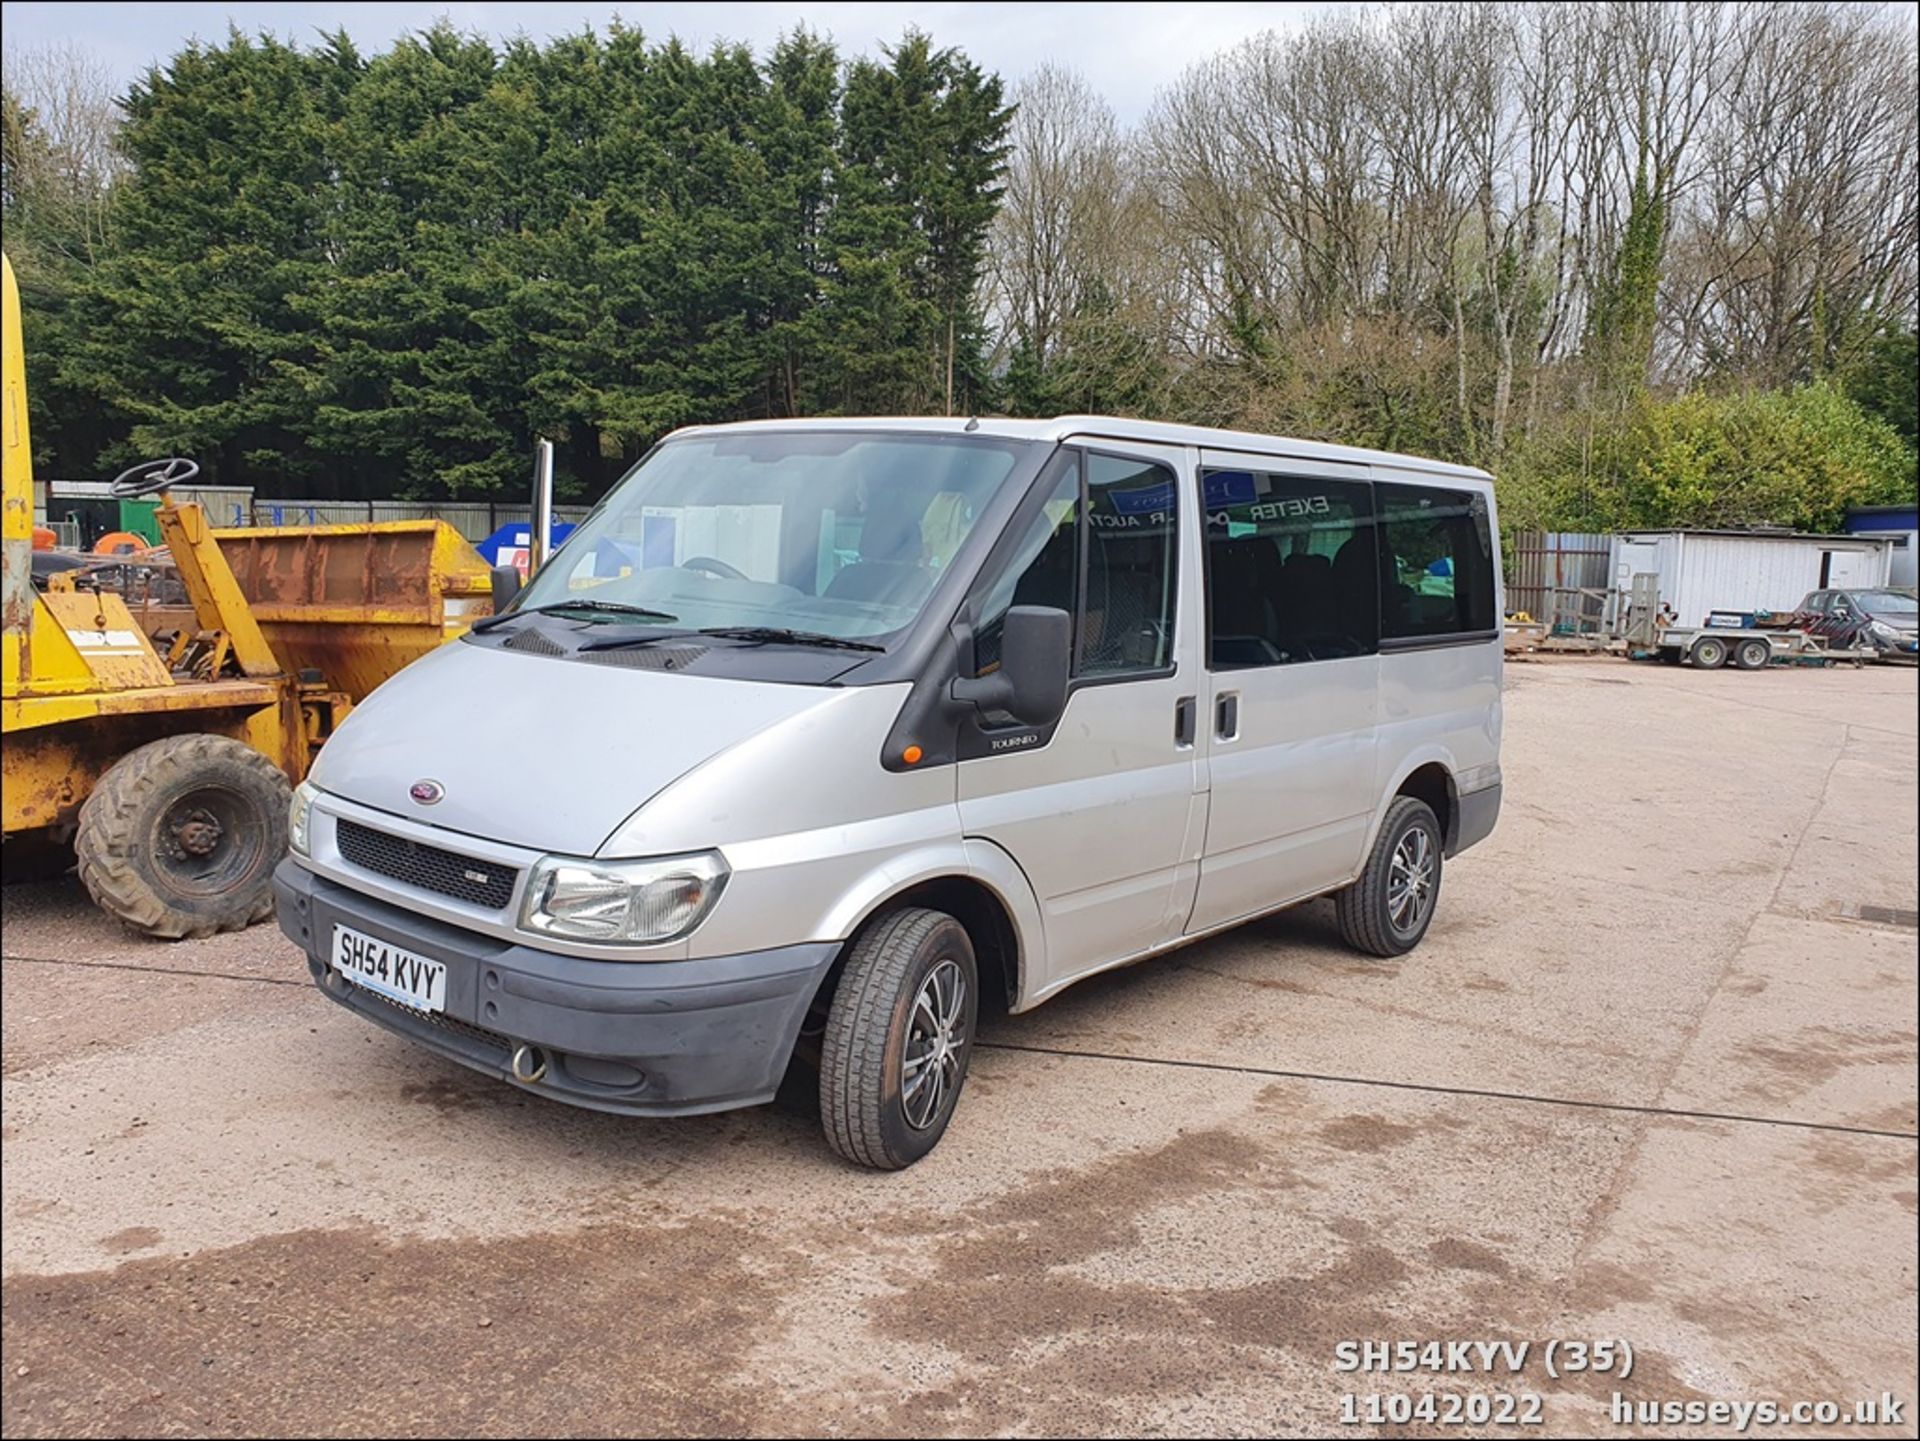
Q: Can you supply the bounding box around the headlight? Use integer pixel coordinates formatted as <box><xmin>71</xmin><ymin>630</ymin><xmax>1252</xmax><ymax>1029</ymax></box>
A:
<box><xmin>519</xmin><ymin>850</ymin><xmax>728</xmax><ymax>944</ymax></box>
<box><xmin>1867</xmin><ymin>619</ymin><xmax>1897</xmax><ymax>641</ymax></box>
<box><xmin>289</xmin><ymin>780</ymin><xmax>317</xmax><ymax>856</ymax></box>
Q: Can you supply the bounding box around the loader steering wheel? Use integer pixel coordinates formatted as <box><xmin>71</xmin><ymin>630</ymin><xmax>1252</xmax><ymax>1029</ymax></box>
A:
<box><xmin>110</xmin><ymin>457</ymin><xmax>201</xmax><ymax>498</ymax></box>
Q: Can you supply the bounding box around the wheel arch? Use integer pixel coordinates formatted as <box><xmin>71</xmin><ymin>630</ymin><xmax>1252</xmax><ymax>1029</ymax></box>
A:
<box><xmin>811</xmin><ymin>849</ymin><xmax>1042</xmax><ymax>1023</ymax></box>
<box><xmin>1372</xmin><ymin>751</ymin><xmax>1461</xmax><ymax>856</ymax></box>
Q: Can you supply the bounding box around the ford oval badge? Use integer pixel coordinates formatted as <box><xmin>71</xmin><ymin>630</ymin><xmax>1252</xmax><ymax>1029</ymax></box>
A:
<box><xmin>409</xmin><ymin>779</ymin><xmax>444</xmax><ymax>806</ymax></box>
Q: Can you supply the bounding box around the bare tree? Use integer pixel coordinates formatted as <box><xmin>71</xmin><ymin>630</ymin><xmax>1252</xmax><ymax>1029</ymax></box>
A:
<box><xmin>988</xmin><ymin>65</ymin><xmax>1123</xmax><ymax>368</ymax></box>
<box><xmin>1670</xmin><ymin>3</ymin><xmax>1919</xmax><ymax>383</ymax></box>
<box><xmin>1138</xmin><ymin>46</ymin><xmax>1282</xmax><ymax>360</ymax></box>
<box><xmin>1</xmin><ymin>40</ymin><xmax>125</xmax><ymax>265</ymax></box>
<box><xmin>987</xmin><ymin>1</ymin><xmax>1915</xmax><ymax>454</ymax></box>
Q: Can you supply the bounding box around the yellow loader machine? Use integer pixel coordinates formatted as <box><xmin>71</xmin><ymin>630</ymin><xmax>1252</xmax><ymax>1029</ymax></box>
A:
<box><xmin>2</xmin><ymin>254</ymin><xmax>496</xmax><ymax>937</ymax></box>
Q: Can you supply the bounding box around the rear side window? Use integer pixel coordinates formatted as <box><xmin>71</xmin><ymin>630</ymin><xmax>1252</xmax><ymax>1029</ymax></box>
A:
<box><xmin>1377</xmin><ymin>482</ymin><xmax>1496</xmax><ymax>640</ymax></box>
<box><xmin>1203</xmin><ymin>470</ymin><xmax>1378</xmax><ymax>668</ymax></box>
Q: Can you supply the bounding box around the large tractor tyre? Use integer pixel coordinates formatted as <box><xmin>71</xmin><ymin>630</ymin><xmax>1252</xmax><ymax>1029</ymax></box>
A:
<box><xmin>76</xmin><ymin>734</ymin><xmax>291</xmax><ymax>941</ymax></box>
<box><xmin>1335</xmin><ymin>796</ymin><xmax>1444</xmax><ymax>958</ymax></box>
<box><xmin>819</xmin><ymin>907</ymin><xmax>979</xmax><ymax>1170</ymax></box>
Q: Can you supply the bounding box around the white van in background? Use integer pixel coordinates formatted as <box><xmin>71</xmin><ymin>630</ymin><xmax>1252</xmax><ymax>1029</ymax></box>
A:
<box><xmin>275</xmin><ymin>416</ymin><xmax>1502</xmax><ymax>1168</ymax></box>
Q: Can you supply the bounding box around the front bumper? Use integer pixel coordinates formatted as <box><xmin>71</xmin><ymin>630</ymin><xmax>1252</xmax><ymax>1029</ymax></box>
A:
<box><xmin>1872</xmin><ymin>632</ymin><xmax>1918</xmax><ymax>659</ymax></box>
<box><xmin>274</xmin><ymin>860</ymin><xmax>837</xmax><ymax>1117</ymax></box>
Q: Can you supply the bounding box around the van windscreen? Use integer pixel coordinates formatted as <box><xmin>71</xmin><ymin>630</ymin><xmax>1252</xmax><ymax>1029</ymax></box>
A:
<box><xmin>514</xmin><ymin>432</ymin><xmax>1032</xmax><ymax>642</ymax></box>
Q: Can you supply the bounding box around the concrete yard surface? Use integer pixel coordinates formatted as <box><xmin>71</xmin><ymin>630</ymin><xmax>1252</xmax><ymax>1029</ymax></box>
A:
<box><xmin>2</xmin><ymin>657</ymin><xmax>1915</xmax><ymax>1437</ymax></box>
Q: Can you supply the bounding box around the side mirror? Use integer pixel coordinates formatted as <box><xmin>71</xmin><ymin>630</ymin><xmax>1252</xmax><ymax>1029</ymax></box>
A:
<box><xmin>489</xmin><ymin>564</ymin><xmax>523</xmax><ymax>613</ymax></box>
<box><xmin>951</xmin><ymin>605</ymin><xmax>1071</xmax><ymax>727</ymax></box>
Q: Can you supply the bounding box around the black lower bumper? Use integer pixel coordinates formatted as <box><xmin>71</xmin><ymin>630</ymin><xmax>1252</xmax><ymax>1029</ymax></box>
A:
<box><xmin>1451</xmin><ymin>781</ymin><xmax>1501</xmax><ymax>856</ymax></box>
<box><xmin>274</xmin><ymin>860</ymin><xmax>837</xmax><ymax>1117</ymax></box>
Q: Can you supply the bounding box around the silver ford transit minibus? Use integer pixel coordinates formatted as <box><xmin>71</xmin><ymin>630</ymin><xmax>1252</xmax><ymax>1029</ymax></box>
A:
<box><xmin>275</xmin><ymin>417</ymin><xmax>1502</xmax><ymax>1168</ymax></box>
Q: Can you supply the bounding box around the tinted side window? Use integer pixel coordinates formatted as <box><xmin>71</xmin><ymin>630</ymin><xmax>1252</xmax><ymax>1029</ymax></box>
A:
<box><xmin>1377</xmin><ymin>482</ymin><xmax>1496</xmax><ymax>640</ymax></box>
<box><xmin>973</xmin><ymin>455</ymin><xmax>1079</xmax><ymax>679</ymax></box>
<box><xmin>1082</xmin><ymin>453</ymin><xmax>1177</xmax><ymax>674</ymax></box>
<box><xmin>974</xmin><ymin>449</ymin><xmax>1178</xmax><ymax>696</ymax></box>
<box><xmin>1204</xmin><ymin>469</ymin><xmax>1378</xmax><ymax>668</ymax></box>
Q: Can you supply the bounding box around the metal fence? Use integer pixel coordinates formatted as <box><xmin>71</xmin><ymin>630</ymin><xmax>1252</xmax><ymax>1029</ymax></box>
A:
<box><xmin>1506</xmin><ymin>531</ymin><xmax>1614</xmax><ymax>633</ymax></box>
<box><xmin>217</xmin><ymin>499</ymin><xmax>591</xmax><ymax>542</ymax></box>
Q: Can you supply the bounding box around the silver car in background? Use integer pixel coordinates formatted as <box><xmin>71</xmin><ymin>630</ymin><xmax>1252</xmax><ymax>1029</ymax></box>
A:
<box><xmin>275</xmin><ymin>416</ymin><xmax>1503</xmax><ymax>1168</ymax></box>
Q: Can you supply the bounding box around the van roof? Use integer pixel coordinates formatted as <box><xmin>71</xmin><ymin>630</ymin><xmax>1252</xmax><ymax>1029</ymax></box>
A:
<box><xmin>670</xmin><ymin>414</ymin><xmax>1493</xmax><ymax>484</ymax></box>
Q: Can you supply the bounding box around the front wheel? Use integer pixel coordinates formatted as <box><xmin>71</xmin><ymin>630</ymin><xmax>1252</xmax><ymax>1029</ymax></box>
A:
<box><xmin>819</xmin><ymin>907</ymin><xmax>978</xmax><ymax>1169</ymax></box>
<box><xmin>1335</xmin><ymin>796</ymin><xmax>1443</xmax><ymax>958</ymax></box>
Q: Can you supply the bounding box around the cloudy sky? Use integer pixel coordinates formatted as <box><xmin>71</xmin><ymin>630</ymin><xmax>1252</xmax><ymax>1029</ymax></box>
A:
<box><xmin>0</xmin><ymin>1</ymin><xmax>1326</xmax><ymax>124</ymax></box>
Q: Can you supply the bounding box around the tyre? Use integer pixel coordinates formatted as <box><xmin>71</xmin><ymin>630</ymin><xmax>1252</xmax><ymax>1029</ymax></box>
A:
<box><xmin>1658</xmin><ymin>646</ymin><xmax>1684</xmax><ymax>665</ymax></box>
<box><xmin>819</xmin><ymin>907</ymin><xmax>978</xmax><ymax>1170</ymax></box>
<box><xmin>1689</xmin><ymin>635</ymin><xmax>1729</xmax><ymax>670</ymax></box>
<box><xmin>1733</xmin><ymin>638</ymin><xmax>1770</xmax><ymax>671</ymax></box>
<box><xmin>76</xmin><ymin>734</ymin><xmax>291</xmax><ymax>940</ymax></box>
<box><xmin>1335</xmin><ymin>796</ymin><xmax>1443</xmax><ymax>958</ymax></box>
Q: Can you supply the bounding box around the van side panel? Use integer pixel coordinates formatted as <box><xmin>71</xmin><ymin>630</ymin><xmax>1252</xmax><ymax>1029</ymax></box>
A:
<box><xmin>1370</xmin><ymin>468</ymin><xmax>1502</xmax><ymax>856</ymax></box>
<box><xmin>1372</xmin><ymin>638</ymin><xmax>1502</xmax><ymax>836</ymax></box>
<box><xmin>1188</xmin><ymin>652</ymin><xmax>1378</xmax><ymax>928</ymax></box>
<box><xmin>1185</xmin><ymin>449</ymin><xmax>1381</xmax><ymax>932</ymax></box>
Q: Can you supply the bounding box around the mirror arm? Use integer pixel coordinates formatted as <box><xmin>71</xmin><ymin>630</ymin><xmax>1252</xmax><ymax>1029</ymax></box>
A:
<box><xmin>949</xmin><ymin>672</ymin><xmax>1013</xmax><ymax>711</ymax></box>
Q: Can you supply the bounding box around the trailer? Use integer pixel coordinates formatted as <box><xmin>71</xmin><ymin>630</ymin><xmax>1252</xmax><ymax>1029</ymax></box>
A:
<box><xmin>1642</xmin><ymin>623</ymin><xmax>1871</xmax><ymax>671</ymax></box>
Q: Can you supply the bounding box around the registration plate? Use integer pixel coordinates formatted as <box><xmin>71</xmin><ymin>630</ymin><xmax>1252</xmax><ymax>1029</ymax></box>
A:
<box><xmin>331</xmin><ymin>925</ymin><xmax>446</xmax><ymax>1014</ymax></box>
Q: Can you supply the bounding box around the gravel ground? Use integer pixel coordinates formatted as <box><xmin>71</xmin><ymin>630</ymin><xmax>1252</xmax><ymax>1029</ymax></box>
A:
<box><xmin>3</xmin><ymin>656</ymin><xmax>1915</xmax><ymax>1437</ymax></box>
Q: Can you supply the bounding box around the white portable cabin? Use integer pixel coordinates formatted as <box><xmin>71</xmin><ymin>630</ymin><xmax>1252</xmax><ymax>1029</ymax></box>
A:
<box><xmin>1611</xmin><ymin>529</ymin><xmax>1894</xmax><ymax>626</ymax></box>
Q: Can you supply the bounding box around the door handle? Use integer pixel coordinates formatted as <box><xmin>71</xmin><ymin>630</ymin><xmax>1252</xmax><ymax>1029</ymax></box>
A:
<box><xmin>1215</xmin><ymin>691</ymin><xmax>1240</xmax><ymax>740</ymax></box>
<box><xmin>1174</xmin><ymin>695</ymin><xmax>1196</xmax><ymax>747</ymax></box>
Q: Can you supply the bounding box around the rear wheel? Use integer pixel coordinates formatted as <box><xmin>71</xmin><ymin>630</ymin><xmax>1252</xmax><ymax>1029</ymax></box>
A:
<box><xmin>819</xmin><ymin>907</ymin><xmax>978</xmax><ymax>1169</ymax></box>
<box><xmin>1733</xmin><ymin>638</ymin><xmax>1771</xmax><ymax>671</ymax></box>
<box><xmin>76</xmin><ymin>734</ymin><xmax>290</xmax><ymax>940</ymax></box>
<box><xmin>1335</xmin><ymin>796</ymin><xmax>1443</xmax><ymax>958</ymax></box>
<box><xmin>1689</xmin><ymin>635</ymin><xmax>1729</xmax><ymax>670</ymax></box>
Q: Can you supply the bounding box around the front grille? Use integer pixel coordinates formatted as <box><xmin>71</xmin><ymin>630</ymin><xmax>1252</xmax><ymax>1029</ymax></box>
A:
<box><xmin>368</xmin><ymin>991</ymin><xmax>513</xmax><ymax>1059</ymax></box>
<box><xmin>336</xmin><ymin>819</ymin><xmax>518</xmax><ymax>910</ymax></box>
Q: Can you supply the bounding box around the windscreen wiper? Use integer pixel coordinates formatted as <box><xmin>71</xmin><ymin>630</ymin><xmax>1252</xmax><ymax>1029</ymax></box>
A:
<box><xmin>471</xmin><ymin>599</ymin><xmax>680</xmax><ymax>631</ymax></box>
<box><xmin>696</xmin><ymin>626</ymin><xmax>886</xmax><ymax>653</ymax></box>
